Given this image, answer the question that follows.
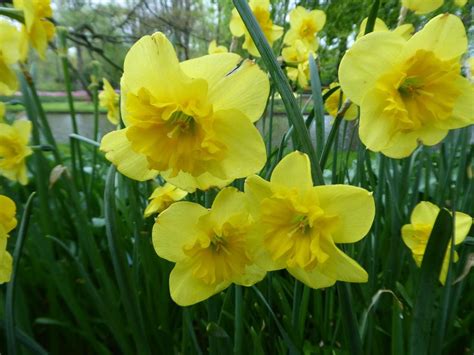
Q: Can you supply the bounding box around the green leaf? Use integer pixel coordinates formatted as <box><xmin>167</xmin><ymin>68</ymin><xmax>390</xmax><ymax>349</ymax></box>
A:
<box><xmin>409</xmin><ymin>208</ymin><xmax>453</xmax><ymax>355</ymax></box>
<box><xmin>232</xmin><ymin>0</ymin><xmax>324</xmax><ymax>186</ymax></box>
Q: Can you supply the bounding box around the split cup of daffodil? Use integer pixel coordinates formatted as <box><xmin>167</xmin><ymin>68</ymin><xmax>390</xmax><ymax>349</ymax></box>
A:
<box><xmin>402</xmin><ymin>201</ymin><xmax>472</xmax><ymax>284</ymax></box>
<box><xmin>230</xmin><ymin>0</ymin><xmax>283</xmax><ymax>57</ymax></box>
<box><xmin>100</xmin><ymin>32</ymin><xmax>269</xmax><ymax>192</ymax></box>
<box><xmin>144</xmin><ymin>183</ymin><xmax>188</xmax><ymax>217</ymax></box>
<box><xmin>14</xmin><ymin>0</ymin><xmax>56</xmax><ymax>60</ymax></box>
<box><xmin>245</xmin><ymin>151</ymin><xmax>375</xmax><ymax>289</ymax></box>
<box><xmin>283</xmin><ymin>6</ymin><xmax>326</xmax><ymax>51</ymax></box>
<box><xmin>339</xmin><ymin>14</ymin><xmax>474</xmax><ymax>158</ymax></box>
<box><xmin>323</xmin><ymin>83</ymin><xmax>358</xmax><ymax>121</ymax></box>
<box><xmin>99</xmin><ymin>78</ymin><xmax>120</xmax><ymax>125</ymax></box>
<box><xmin>0</xmin><ymin>119</ymin><xmax>32</xmax><ymax>185</ymax></box>
<box><xmin>402</xmin><ymin>0</ymin><xmax>443</xmax><ymax>14</ymax></box>
<box><xmin>356</xmin><ymin>17</ymin><xmax>414</xmax><ymax>40</ymax></box>
<box><xmin>208</xmin><ymin>40</ymin><xmax>228</xmax><ymax>55</ymax></box>
<box><xmin>153</xmin><ymin>187</ymin><xmax>265</xmax><ymax>306</ymax></box>
<box><xmin>0</xmin><ymin>195</ymin><xmax>17</xmax><ymax>283</ymax></box>
<box><xmin>282</xmin><ymin>40</ymin><xmax>314</xmax><ymax>89</ymax></box>
<box><xmin>0</xmin><ymin>21</ymin><xmax>24</xmax><ymax>96</ymax></box>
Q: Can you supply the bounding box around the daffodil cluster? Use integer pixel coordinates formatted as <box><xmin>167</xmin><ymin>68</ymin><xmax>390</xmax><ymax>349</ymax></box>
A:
<box><xmin>0</xmin><ymin>195</ymin><xmax>17</xmax><ymax>284</ymax></box>
<box><xmin>99</xmin><ymin>78</ymin><xmax>120</xmax><ymax>126</ymax></box>
<box><xmin>281</xmin><ymin>6</ymin><xmax>326</xmax><ymax>89</ymax></box>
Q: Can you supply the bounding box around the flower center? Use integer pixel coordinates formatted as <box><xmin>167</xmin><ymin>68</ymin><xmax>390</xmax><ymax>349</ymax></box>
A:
<box><xmin>184</xmin><ymin>223</ymin><xmax>251</xmax><ymax>285</ymax></box>
<box><xmin>299</xmin><ymin>20</ymin><xmax>316</xmax><ymax>39</ymax></box>
<box><xmin>260</xmin><ymin>190</ymin><xmax>338</xmax><ymax>270</ymax></box>
<box><xmin>166</xmin><ymin>111</ymin><xmax>196</xmax><ymax>139</ymax></box>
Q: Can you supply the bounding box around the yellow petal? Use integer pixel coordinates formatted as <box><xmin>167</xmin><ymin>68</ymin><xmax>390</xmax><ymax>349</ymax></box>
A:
<box><xmin>208</xmin><ymin>60</ymin><xmax>270</xmax><ymax>123</ymax></box>
<box><xmin>454</xmin><ymin>211</ymin><xmax>472</xmax><ymax>245</ymax></box>
<box><xmin>152</xmin><ymin>201</ymin><xmax>208</xmax><ymax>262</ymax></box>
<box><xmin>401</xmin><ymin>224</ymin><xmax>419</xmax><ymax>251</ymax></box>
<box><xmin>270</xmin><ymin>151</ymin><xmax>313</xmax><ymax>190</ymax></box>
<box><xmin>339</xmin><ymin>31</ymin><xmax>406</xmax><ymax>105</ymax></box>
<box><xmin>233</xmin><ymin>263</ymin><xmax>266</xmax><ymax>286</ymax></box>
<box><xmin>209</xmin><ymin>187</ymin><xmax>248</xmax><ymax>225</ymax></box>
<box><xmin>411</xmin><ymin>201</ymin><xmax>439</xmax><ymax>225</ymax></box>
<box><xmin>437</xmin><ymin>77</ymin><xmax>474</xmax><ymax>130</ymax></box>
<box><xmin>313</xmin><ymin>185</ymin><xmax>375</xmax><ymax>243</ymax></box>
<box><xmin>246</xmin><ymin>225</ymin><xmax>284</xmax><ymax>271</ymax></box>
<box><xmin>403</xmin><ymin>14</ymin><xmax>467</xmax><ymax>61</ymax></box>
<box><xmin>229</xmin><ymin>8</ymin><xmax>245</xmax><ymax>37</ymax></box>
<box><xmin>381</xmin><ymin>126</ymin><xmax>447</xmax><ymax>159</ymax></box>
<box><xmin>359</xmin><ymin>88</ymin><xmax>398</xmax><ymax>152</ymax></box>
<box><xmin>356</xmin><ymin>17</ymin><xmax>389</xmax><ymax>40</ymax></box>
<box><xmin>212</xmin><ymin>109</ymin><xmax>266</xmax><ymax>180</ymax></box>
<box><xmin>288</xmin><ymin>267</ymin><xmax>336</xmax><ymax>289</ymax></box>
<box><xmin>161</xmin><ymin>170</ymin><xmax>231</xmax><ymax>193</ymax></box>
<box><xmin>100</xmin><ymin>128</ymin><xmax>158</xmax><ymax>181</ymax></box>
<box><xmin>0</xmin><ymin>195</ymin><xmax>17</xmax><ymax>233</ymax></box>
<box><xmin>244</xmin><ymin>174</ymin><xmax>273</xmax><ymax>217</ymax></box>
<box><xmin>169</xmin><ymin>261</ymin><xmax>230</xmax><ymax>306</ymax></box>
<box><xmin>394</xmin><ymin>24</ymin><xmax>415</xmax><ymax>40</ymax></box>
<box><xmin>0</xmin><ymin>251</ymin><xmax>12</xmax><ymax>284</ymax></box>
<box><xmin>402</xmin><ymin>0</ymin><xmax>443</xmax><ymax>14</ymax></box>
<box><xmin>319</xmin><ymin>237</ymin><xmax>368</xmax><ymax>282</ymax></box>
<box><xmin>121</xmin><ymin>32</ymin><xmax>189</xmax><ymax>104</ymax></box>
<box><xmin>0</xmin><ymin>61</ymin><xmax>19</xmax><ymax>96</ymax></box>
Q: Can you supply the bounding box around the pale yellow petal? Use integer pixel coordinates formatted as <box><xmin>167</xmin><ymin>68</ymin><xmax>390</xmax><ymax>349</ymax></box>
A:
<box><xmin>0</xmin><ymin>251</ymin><xmax>12</xmax><ymax>284</ymax></box>
<box><xmin>288</xmin><ymin>267</ymin><xmax>336</xmax><ymax>289</ymax></box>
<box><xmin>270</xmin><ymin>151</ymin><xmax>313</xmax><ymax>190</ymax></box>
<box><xmin>233</xmin><ymin>263</ymin><xmax>266</xmax><ymax>286</ymax></box>
<box><xmin>314</xmin><ymin>185</ymin><xmax>375</xmax><ymax>243</ymax></box>
<box><xmin>339</xmin><ymin>31</ymin><xmax>406</xmax><ymax>105</ymax></box>
<box><xmin>169</xmin><ymin>261</ymin><xmax>230</xmax><ymax>306</ymax></box>
<box><xmin>403</xmin><ymin>14</ymin><xmax>467</xmax><ymax>61</ymax></box>
<box><xmin>100</xmin><ymin>128</ymin><xmax>158</xmax><ymax>181</ymax></box>
<box><xmin>402</xmin><ymin>0</ymin><xmax>443</xmax><ymax>14</ymax></box>
<box><xmin>152</xmin><ymin>201</ymin><xmax>208</xmax><ymax>262</ymax></box>
<box><xmin>210</xmin><ymin>187</ymin><xmax>248</xmax><ymax>225</ymax></box>
<box><xmin>411</xmin><ymin>201</ymin><xmax>439</xmax><ymax>225</ymax></box>
<box><xmin>453</xmin><ymin>211</ymin><xmax>472</xmax><ymax>245</ymax></box>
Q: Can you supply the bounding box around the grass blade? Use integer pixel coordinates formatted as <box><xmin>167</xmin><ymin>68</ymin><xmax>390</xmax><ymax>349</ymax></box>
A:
<box><xmin>5</xmin><ymin>192</ymin><xmax>36</xmax><ymax>355</ymax></box>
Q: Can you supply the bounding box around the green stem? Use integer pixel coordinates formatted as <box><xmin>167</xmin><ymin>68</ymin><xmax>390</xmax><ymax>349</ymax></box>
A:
<box><xmin>234</xmin><ymin>285</ymin><xmax>243</xmax><ymax>355</ymax></box>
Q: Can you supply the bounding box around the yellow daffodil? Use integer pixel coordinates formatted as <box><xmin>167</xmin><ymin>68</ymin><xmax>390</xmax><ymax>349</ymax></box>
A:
<box><xmin>153</xmin><ymin>187</ymin><xmax>265</xmax><ymax>306</ymax></box>
<box><xmin>0</xmin><ymin>21</ymin><xmax>24</xmax><ymax>96</ymax></box>
<box><xmin>455</xmin><ymin>0</ymin><xmax>467</xmax><ymax>6</ymax></box>
<box><xmin>100</xmin><ymin>32</ymin><xmax>268</xmax><ymax>192</ymax></box>
<box><xmin>14</xmin><ymin>0</ymin><xmax>56</xmax><ymax>60</ymax></box>
<box><xmin>208</xmin><ymin>40</ymin><xmax>228</xmax><ymax>54</ymax></box>
<box><xmin>0</xmin><ymin>103</ymin><xmax>5</xmax><ymax>122</ymax></box>
<box><xmin>99</xmin><ymin>78</ymin><xmax>120</xmax><ymax>125</ymax></box>
<box><xmin>144</xmin><ymin>183</ymin><xmax>188</xmax><ymax>217</ymax></box>
<box><xmin>284</xmin><ymin>6</ymin><xmax>326</xmax><ymax>51</ymax></box>
<box><xmin>0</xmin><ymin>119</ymin><xmax>32</xmax><ymax>185</ymax></box>
<box><xmin>323</xmin><ymin>83</ymin><xmax>358</xmax><ymax>121</ymax></box>
<box><xmin>245</xmin><ymin>151</ymin><xmax>375</xmax><ymax>289</ymax></box>
<box><xmin>282</xmin><ymin>40</ymin><xmax>314</xmax><ymax>89</ymax></box>
<box><xmin>357</xmin><ymin>17</ymin><xmax>414</xmax><ymax>40</ymax></box>
<box><xmin>402</xmin><ymin>201</ymin><xmax>472</xmax><ymax>284</ymax></box>
<box><xmin>402</xmin><ymin>0</ymin><xmax>443</xmax><ymax>14</ymax></box>
<box><xmin>230</xmin><ymin>0</ymin><xmax>283</xmax><ymax>57</ymax></box>
<box><xmin>339</xmin><ymin>14</ymin><xmax>474</xmax><ymax>158</ymax></box>
<box><xmin>0</xmin><ymin>195</ymin><xmax>17</xmax><ymax>284</ymax></box>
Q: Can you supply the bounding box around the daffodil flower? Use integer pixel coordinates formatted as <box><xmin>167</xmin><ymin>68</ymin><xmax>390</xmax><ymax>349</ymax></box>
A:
<box><xmin>356</xmin><ymin>17</ymin><xmax>414</xmax><ymax>40</ymax></box>
<box><xmin>153</xmin><ymin>187</ymin><xmax>265</xmax><ymax>306</ymax></box>
<box><xmin>100</xmin><ymin>32</ymin><xmax>269</xmax><ymax>192</ymax></box>
<box><xmin>0</xmin><ymin>195</ymin><xmax>17</xmax><ymax>284</ymax></box>
<box><xmin>402</xmin><ymin>202</ymin><xmax>472</xmax><ymax>284</ymax></box>
<box><xmin>282</xmin><ymin>40</ymin><xmax>314</xmax><ymax>89</ymax></box>
<box><xmin>99</xmin><ymin>78</ymin><xmax>120</xmax><ymax>125</ymax></box>
<box><xmin>230</xmin><ymin>0</ymin><xmax>283</xmax><ymax>57</ymax></box>
<box><xmin>283</xmin><ymin>6</ymin><xmax>326</xmax><ymax>51</ymax></box>
<box><xmin>0</xmin><ymin>21</ymin><xmax>24</xmax><ymax>95</ymax></box>
<box><xmin>323</xmin><ymin>83</ymin><xmax>358</xmax><ymax>121</ymax></box>
<box><xmin>208</xmin><ymin>40</ymin><xmax>228</xmax><ymax>55</ymax></box>
<box><xmin>14</xmin><ymin>0</ymin><xmax>56</xmax><ymax>60</ymax></box>
<box><xmin>0</xmin><ymin>119</ymin><xmax>32</xmax><ymax>185</ymax></box>
<box><xmin>339</xmin><ymin>14</ymin><xmax>474</xmax><ymax>158</ymax></box>
<box><xmin>245</xmin><ymin>152</ymin><xmax>375</xmax><ymax>289</ymax></box>
<box><xmin>144</xmin><ymin>183</ymin><xmax>188</xmax><ymax>217</ymax></box>
<box><xmin>402</xmin><ymin>0</ymin><xmax>443</xmax><ymax>14</ymax></box>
